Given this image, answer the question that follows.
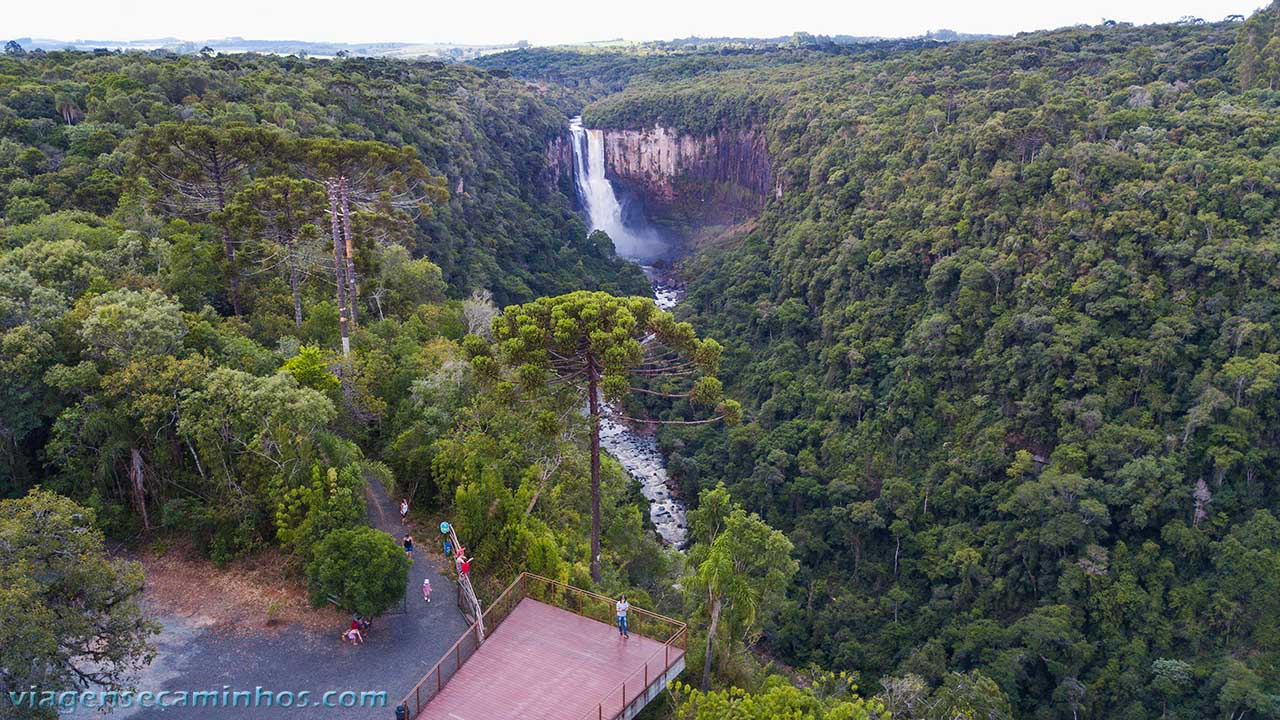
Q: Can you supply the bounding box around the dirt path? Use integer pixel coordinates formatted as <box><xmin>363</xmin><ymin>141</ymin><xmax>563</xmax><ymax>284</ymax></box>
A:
<box><xmin>365</xmin><ymin>480</ymin><xmax>391</xmax><ymax>528</ymax></box>
<box><xmin>104</xmin><ymin>475</ymin><xmax>469</xmax><ymax>719</ymax></box>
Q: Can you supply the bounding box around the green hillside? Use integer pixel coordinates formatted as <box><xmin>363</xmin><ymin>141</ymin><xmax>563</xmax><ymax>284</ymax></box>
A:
<box><xmin>484</xmin><ymin>9</ymin><xmax>1280</xmax><ymax>718</ymax></box>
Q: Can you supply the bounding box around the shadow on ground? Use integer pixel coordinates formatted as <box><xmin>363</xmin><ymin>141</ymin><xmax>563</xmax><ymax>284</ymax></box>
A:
<box><xmin>78</xmin><ymin>477</ymin><xmax>467</xmax><ymax>719</ymax></box>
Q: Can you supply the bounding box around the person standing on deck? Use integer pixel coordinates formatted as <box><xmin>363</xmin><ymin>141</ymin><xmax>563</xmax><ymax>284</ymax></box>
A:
<box><xmin>615</xmin><ymin>596</ymin><xmax>630</xmax><ymax>639</ymax></box>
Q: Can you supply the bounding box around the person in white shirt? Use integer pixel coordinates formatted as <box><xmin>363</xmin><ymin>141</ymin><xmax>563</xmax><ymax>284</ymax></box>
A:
<box><xmin>615</xmin><ymin>596</ymin><xmax>630</xmax><ymax>639</ymax></box>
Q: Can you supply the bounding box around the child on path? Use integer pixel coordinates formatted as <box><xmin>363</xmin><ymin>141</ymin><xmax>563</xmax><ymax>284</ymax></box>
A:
<box><xmin>422</xmin><ymin>578</ymin><xmax>432</xmax><ymax>603</ymax></box>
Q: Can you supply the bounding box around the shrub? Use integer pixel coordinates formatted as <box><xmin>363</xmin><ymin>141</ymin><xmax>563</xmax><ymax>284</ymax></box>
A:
<box><xmin>306</xmin><ymin>526</ymin><xmax>408</xmax><ymax>616</ymax></box>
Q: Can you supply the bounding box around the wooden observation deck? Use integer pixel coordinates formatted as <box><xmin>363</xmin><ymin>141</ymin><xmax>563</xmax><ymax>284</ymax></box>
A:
<box><xmin>400</xmin><ymin>573</ymin><xmax>687</xmax><ymax>720</ymax></box>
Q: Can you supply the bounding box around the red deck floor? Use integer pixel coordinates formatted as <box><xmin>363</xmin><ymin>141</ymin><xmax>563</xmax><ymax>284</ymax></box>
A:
<box><xmin>416</xmin><ymin>598</ymin><xmax>680</xmax><ymax>720</ymax></box>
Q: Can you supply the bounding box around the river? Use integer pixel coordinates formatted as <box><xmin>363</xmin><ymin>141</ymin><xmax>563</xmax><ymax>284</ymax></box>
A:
<box><xmin>598</xmin><ymin>267</ymin><xmax>688</xmax><ymax>548</ymax></box>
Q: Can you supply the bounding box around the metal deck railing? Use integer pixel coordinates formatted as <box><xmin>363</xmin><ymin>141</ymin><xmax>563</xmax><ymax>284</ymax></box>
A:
<box><xmin>398</xmin><ymin>572</ymin><xmax>687</xmax><ymax>719</ymax></box>
<box><xmin>576</xmin><ymin>624</ymin><xmax>688</xmax><ymax>720</ymax></box>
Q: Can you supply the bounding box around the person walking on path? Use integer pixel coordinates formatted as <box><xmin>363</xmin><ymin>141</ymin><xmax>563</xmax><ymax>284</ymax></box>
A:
<box><xmin>615</xmin><ymin>596</ymin><xmax>630</xmax><ymax>639</ymax></box>
<box><xmin>422</xmin><ymin>578</ymin><xmax>432</xmax><ymax>603</ymax></box>
<box><xmin>399</xmin><ymin>498</ymin><xmax>409</xmax><ymax>524</ymax></box>
<box><xmin>403</xmin><ymin>533</ymin><xmax>414</xmax><ymax>561</ymax></box>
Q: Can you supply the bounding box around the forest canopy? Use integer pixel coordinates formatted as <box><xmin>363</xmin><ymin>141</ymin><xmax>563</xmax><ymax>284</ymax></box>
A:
<box><xmin>482</xmin><ymin>7</ymin><xmax>1280</xmax><ymax>719</ymax></box>
<box><xmin>3</xmin><ymin>3</ymin><xmax>1280</xmax><ymax>718</ymax></box>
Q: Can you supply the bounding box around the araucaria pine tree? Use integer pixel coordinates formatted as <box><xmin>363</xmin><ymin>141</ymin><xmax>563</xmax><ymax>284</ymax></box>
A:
<box><xmin>475</xmin><ymin>291</ymin><xmax>741</xmax><ymax>582</ymax></box>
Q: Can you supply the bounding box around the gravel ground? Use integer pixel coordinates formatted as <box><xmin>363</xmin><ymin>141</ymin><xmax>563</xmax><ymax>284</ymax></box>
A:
<box><xmin>78</xmin><ymin>479</ymin><xmax>468</xmax><ymax>720</ymax></box>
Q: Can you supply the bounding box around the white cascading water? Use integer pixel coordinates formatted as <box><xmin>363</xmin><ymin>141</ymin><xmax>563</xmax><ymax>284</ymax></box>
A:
<box><xmin>569</xmin><ymin>116</ymin><xmax>687</xmax><ymax>547</ymax></box>
<box><xmin>569</xmin><ymin>116</ymin><xmax>666</xmax><ymax>262</ymax></box>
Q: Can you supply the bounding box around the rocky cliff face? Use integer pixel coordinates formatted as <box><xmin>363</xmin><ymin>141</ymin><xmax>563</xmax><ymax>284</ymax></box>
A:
<box><xmin>545</xmin><ymin>122</ymin><xmax>776</xmax><ymax>238</ymax></box>
<box><xmin>544</xmin><ymin>130</ymin><xmax>576</xmax><ymax>202</ymax></box>
<box><xmin>599</xmin><ymin>125</ymin><xmax>775</xmax><ymax>233</ymax></box>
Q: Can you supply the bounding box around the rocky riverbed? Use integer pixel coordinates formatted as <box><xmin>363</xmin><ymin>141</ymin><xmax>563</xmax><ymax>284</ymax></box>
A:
<box><xmin>599</xmin><ymin>267</ymin><xmax>688</xmax><ymax>548</ymax></box>
<box><xmin>600</xmin><ymin>411</ymin><xmax>687</xmax><ymax>548</ymax></box>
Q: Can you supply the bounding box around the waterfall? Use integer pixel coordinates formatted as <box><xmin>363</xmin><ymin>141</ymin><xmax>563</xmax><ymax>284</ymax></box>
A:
<box><xmin>569</xmin><ymin>116</ymin><xmax>665</xmax><ymax>261</ymax></box>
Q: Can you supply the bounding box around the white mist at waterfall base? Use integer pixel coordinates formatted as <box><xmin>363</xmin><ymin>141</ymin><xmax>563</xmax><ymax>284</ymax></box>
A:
<box><xmin>569</xmin><ymin>117</ymin><xmax>667</xmax><ymax>262</ymax></box>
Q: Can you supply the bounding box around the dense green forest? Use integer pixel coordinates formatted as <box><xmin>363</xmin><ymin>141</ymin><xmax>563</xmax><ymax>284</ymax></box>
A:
<box><xmin>0</xmin><ymin>42</ymin><xmax>669</xmax><ymax>664</ymax></box>
<box><xmin>483</xmin><ymin>7</ymin><xmax>1280</xmax><ymax>720</ymax></box>
<box><xmin>0</xmin><ymin>44</ymin><xmax>669</xmax><ymax>715</ymax></box>
<box><xmin>0</xmin><ymin>49</ymin><xmax>650</xmax><ymax>493</ymax></box>
<box><xmin>0</xmin><ymin>49</ymin><xmax>648</xmax><ymax>303</ymax></box>
<box><xmin>5</xmin><ymin>4</ymin><xmax>1280</xmax><ymax>719</ymax></box>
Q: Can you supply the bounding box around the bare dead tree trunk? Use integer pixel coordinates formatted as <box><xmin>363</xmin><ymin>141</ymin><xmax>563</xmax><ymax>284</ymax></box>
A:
<box><xmin>525</xmin><ymin>455</ymin><xmax>563</xmax><ymax>516</ymax></box>
<box><xmin>213</xmin><ymin>171</ymin><xmax>242</xmax><ymax>316</ymax></box>
<box><xmin>130</xmin><ymin>447</ymin><xmax>150</xmax><ymax>531</ymax></box>
<box><xmin>222</xmin><ymin>227</ymin><xmax>241</xmax><ymax>316</ymax></box>
<box><xmin>327</xmin><ymin>181</ymin><xmax>351</xmax><ymax>359</ymax></box>
<box><xmin>289</xmin><ymin>260</ymin><xmax>303</xmax><ymax>328</ymax></box>
<box><xmin>338</xmin><ymin>176</ymin><xmax>359</xmax><ymax>326</ymax></box>
<box><xmin>701</xmin><ymin>594</ymin><xmax>721</xmax><ymax>692</ymax></box>
<box><xmin>278</xmin><ymin>212</ymin><xmax>305</xmax><ymax>329</ymax></box>
<box><xmin>588</xmin><ymin>356</ymin><xmax>602</xmax><ymax>584</ymax></box>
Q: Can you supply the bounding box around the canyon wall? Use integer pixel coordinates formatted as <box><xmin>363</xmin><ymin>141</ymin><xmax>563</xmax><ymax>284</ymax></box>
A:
<box><xmin>546</xmin><ymin>122</ymin><xmax>777</xmax><ymax>238</ymax></box>
<box><xmin>544</xmin><ymin>130</ymin><xmax>576</xmax><ymax>203</ymax></box>
<box><xmin>599</xmin><ymin>125</ymin><xmax>776</xmax><ymax>233</ymax></box>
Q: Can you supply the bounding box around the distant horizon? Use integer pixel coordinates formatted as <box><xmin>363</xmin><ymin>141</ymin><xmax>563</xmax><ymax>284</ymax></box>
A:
<box><xmin>5</xmin><ymin>0</ymin><xmax>1259</xmax><ymax>49</ymax></box>
<box><xmin>0</xmin><ymin>19</ymin><xmax>1243</xmax><ymax>56</ymax></box>
<box><xmin>10</xmin><ymin>34</ymin><xmax>522</xmax><ymax>46</ymax></box>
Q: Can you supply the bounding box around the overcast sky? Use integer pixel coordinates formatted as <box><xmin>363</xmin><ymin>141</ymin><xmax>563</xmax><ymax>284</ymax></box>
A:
<box><xmin>7</xmin><ymin>0</ymin><xmax>1262</xmax><ymax>46</ymax></box>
